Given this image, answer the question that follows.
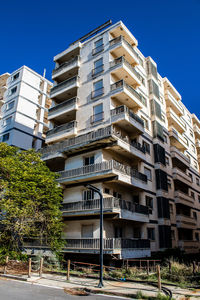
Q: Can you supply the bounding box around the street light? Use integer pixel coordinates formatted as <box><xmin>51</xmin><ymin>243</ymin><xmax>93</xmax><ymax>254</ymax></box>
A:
<box><xmin>85</xmin><ymin>184</ymin><xmax>104</xmax><ymax>288</ymax></box>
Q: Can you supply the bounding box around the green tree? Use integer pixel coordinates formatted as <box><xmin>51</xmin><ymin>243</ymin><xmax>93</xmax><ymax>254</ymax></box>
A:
<box><xmin>0</xmin><ymin>143</ymin><xmax>64</xmax><ymax>257</ymax></box>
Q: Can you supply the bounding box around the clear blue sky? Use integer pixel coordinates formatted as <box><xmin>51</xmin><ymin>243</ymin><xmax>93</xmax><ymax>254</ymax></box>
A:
<box><xmin>0</xmin><ymin>0</ymin><xmax>199</xmax><ymax>117</ymax></box>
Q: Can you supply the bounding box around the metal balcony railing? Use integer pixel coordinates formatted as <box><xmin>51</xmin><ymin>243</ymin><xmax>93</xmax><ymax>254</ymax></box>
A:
<box><xmin>64</xmin><ymin>238</ymin><xmax>150</xmax><ymax>249</ymax></box>
<box><xmin>111</xmin><ymin>105</ymin><xmax>144</xmax><ymax>127</ymax></box>
<box><xmin>110</xmin><ymin>56</ymin><xmax>142</xmax><ymax>81</ymax></box>
<box><xmin>46</xmin><ymin>121</ymin><xmax>77</xmax><ymax>138</ymax></box>
<box><xmin>92</xmin><ymin>44</ymin><xmax>104</xmax><ymax>55</ymax></box>
<box><xmin>50</xmin><ymin>76</ymin><xmax>79</xmax><ymax>96</ymax></box>
<box><xmin>58</xmin><ymin>160</ymin><xmax>147</xmax><ymax>183</ymax></box>
<box><xmin>110</xmin><ymin>80</ymin><xmax>143</xmax><ymax>103</ymax></box>
<box><xmin>91</xmin><ymin>87</ymin><xmax>104</xmax><ymax>98</ymax></box>
<box><xmin>109</xmin><ymin>35</ymin><xmax>139</xmax><ymax>60</ymax></box>
<box><xmin>90</xmin><ymin>112</ymin><xmax>104</xmax><ymax>123</ymax></box>
<box><xmin>48</xmin><ymin>97</ymin><xmax>78</xmax><ymax>117</ymax></box>
<box><xmin>52</xmin><ymin>56</ymin><xmax>80</xmax><ymax>76</ymax></box>
<box><xmin>61</xmin><ymin>197</ymin><xmax>149</xmax><ymax>215</ymax></box>
<box><xmin>92</xmin><ymin>65</ymin><xmax>104</xmax><ymax>76</ymax></box>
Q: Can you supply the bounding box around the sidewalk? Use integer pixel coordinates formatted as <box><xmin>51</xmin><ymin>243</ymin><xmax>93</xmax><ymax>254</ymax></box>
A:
<box><xmin>1</xmin><ymin>272</ymin><xmax>200</xmax><ymax>299</ymax></box>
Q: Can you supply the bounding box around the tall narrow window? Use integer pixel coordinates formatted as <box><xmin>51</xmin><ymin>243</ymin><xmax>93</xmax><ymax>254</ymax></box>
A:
<box><xmin>93</xmin><ymin>38</ymin><xmax>104</xmax><ymax>55</ymax></box>
<box><xmin>84</xmin><ymin>155</ymin><xmax>94</xmax><ymax>166</ymax></box>
<box><xmin>92</xmin><ymin>79</ymin><xmax>104</xmax><ymax>98</ymax></box>
<box><xmin>92</xmin><ymin>103</ymin><xmax>103</xmax><ymax>123</ymax></box>
<box><xmin>93</xmin><ymin>58</ymin><xmax>103</xmax><ymax>76</ymax></box>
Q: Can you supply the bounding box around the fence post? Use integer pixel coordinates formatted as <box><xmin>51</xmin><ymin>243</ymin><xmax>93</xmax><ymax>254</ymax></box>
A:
<box><xmin>198</xmin><ymin>262</ymin><xmax>200</xmax><ymax>273</ymax></box>
<box><xmin>126</xmin><ymin>260</ymin><xmax>129</xmax><ymax>272</ymax></box>
<box><xmin>4</xmin><ymin>256</ymin><xmax>9</xmax><ymax>274</ymax></box>
<box><xmin>193</xmin><ymin>261</ymin><xmax>196</xmax><ymax>275</ymax></box>
<box><xmin>147</xmin><ymin>260</ymin><xmax>149</xmax><ymax>276</ymax></box>
<box><xmin>169</xmin><ymin>261</ymin><xmax>172</xmax><ymax>274</ymax></box>
<box><xmin>39</xmin><ymin>257</ymin><xmax>44</xmax><ymax>277</ymax></box>
<box><xmin>28</xmin><ymin>258</ymin><xmax>32</xmax><ymax>278</ymax></box>
<box><xmin>157</xmin><ymin>265</ymin><xmax>161</xmax><ymax>291</ymax></box>
<box><xmin>67</xmin><ymin>259</ymin><xmax>70</xmax><ymax>281</ymax></box>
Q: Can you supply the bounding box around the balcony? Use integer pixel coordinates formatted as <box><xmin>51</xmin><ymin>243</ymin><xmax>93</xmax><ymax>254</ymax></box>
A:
<box><xmin>196</xmin><ymin>140</ymin><xmax>200</xmax><ymax>153</ymax></box>
<box><xmin>46</xmin><ymin>120</ymin><xmax>77</xmax><ymax>144</ymax></box>
<box><xmin>193</xmin><ymin>124</ymin><xmax>200</xmax><ymax>139</ymax></box>
<box><xmin>174</xmin><ymin>191</ymin><xmax>194</xmax><ymax>207</ymax></box>
<box><xmin>110</xmin><ymin>105</ymin><xmax>144</xmax><ymax>136</ymax></box>
<box><xmin>54</xmin><ymin>42</ymin><xmax>81</xmax><ymax>64</ymax></box>
<box><xmin>163</xmin><ymin>77</ymin><xmax>181</xmax><ymax>101</ymax></box>
<box><xmin>165</xmin><ymin>91</ymin><xmax>184</xmax><ymax>116</ymax></box>
<box><xmin>176</xmin><ymin>214</ymin><xmax>196</xmax><ymax>229</ymax></box>
<box><xmin>178</xmin><ymin>240</ymin><xmax>199</xmax><ymax>253</ymax></box>
<box><xmin>169</xmin><ymin>128</ymin><xmax>188</xmax><ymax>151</ymax></box>
<box><xmin>110</xmin><ymin>80</ymin><xmax>145</xmax><ymax>110</ymax></box>
<box><xmin>52</xmin><ymin>56</ymin><xmax>80</xmax><ymax>81</ymax></box>
<box><xmin>109</xmin><ymin>23</ymin><xmax>138</xmax><ymax>47</ymax></box>
<box><xmin>170</xmin><ymin>146</ymin><xmax>190</xmax><ymax>169</ymax></box>
<box><xmin>40</xmin><ymin>125</ymin><xmax>146</xmax><ymax>162</ymax></box>
<box><xmin>110</xmin><ymin>56</ymin><xmax>141</xmax><ymax>87</ymax></box>
<box><xmin>61</xmin><ymin>197</ymin><xmax>149</xmax><ymax>222</ymax></box>
<box><xmin>48</xmin><ymin>97</ymin><xmax>78</xmax><ymax>122</ymax></box>
<box><xmin>57</xmin><ymin>160</ymin><xmax>147</xmax><ymax>189</ymax></box>
<box><xmin>167</xmin><ymin>108</ymin><xmax>186</xmax><ymax>134</ymax></box>
<box><xmin>63</xmin><ymin>238</ymin><xmax>150</xmax><ymax>258</ymax></box>
<box><xmin>172</xmin><ymin>168</ymin><xmax>192</xmax><ymax>186</ymax></box>
<box><xmin>50</xmin><ymin>76</ymin><xmax>79</xmax><ymax>102</ymax></box>
<box><xmin>109</xmin><ymin>36</ymin><xmax>139</xmax><ymax>66</ymax></box>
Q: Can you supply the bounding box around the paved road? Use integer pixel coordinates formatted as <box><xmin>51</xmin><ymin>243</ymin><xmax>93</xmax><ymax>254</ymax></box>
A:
<box><xmin>0</xmin><ymin>278</ymin><xmax>125</xmax><ymax>300</ymax></box>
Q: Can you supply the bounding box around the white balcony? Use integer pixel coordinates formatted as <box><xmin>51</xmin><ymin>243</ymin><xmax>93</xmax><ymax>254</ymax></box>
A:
<box><xmin>193</xmin><ymin>124</ymin><xmax>200</xmax><ymax>139</ymax></box>
<box><xmin>54</xmin><ymin>42</ymin><xmax>81</xmax><ymax>64</ymax></box>
<box><xmin>172</xmin><ymin>168</ymin><xmax>192</xmax><ymax>186</ymax></box>
<box><xmin>110</xmin><ymin>35</ymin><xmax>139</xmax><ymax>66</ymax></box>
<box><xmin>109</xmin><ymin>23</ymin><xmax>138</xmax><ymax>47</ymax></box>
<box><xmin>169</xmin><ymin>127</ymin><xmax>188</xmax><ymax>151</ymax></box>
<box><xmin>174</xmin><ymin>191</ymin><xmax>194</xmax><ymax>207</ymax></box>
<box><xmin>110</xmin><ymin>80</ymin><xmax>144</xmax><ymax>110</ymax></box>
<box><xmin>46</xmin><ymin>120</ymin><xmax>78</xmax><ymax>144</ymax></box>
<box><xmin>163</xmin><ymin>77</ymin><xmax>182</xmax><ymax>101</ymax></box>
<box><xmin>110</xmin><ymin>105</ymin><xmax>144</xmax><ymax>136</ymax></box>
<box><xmin>165</xmin><ymin>90</ymin><xmax>184</xmax><ymax>116</ymax></box>
<box><xmin>48</xmin><ymin>97</ymin><xmax>78</xmax><ymax>122</ymax></box>
<box><xmin>176</xmin><ymin>214</ymin><xmax>196</xmax><ymax>229</ymax></box>
<box><xmin>167</xmin><ymin>108</ymin><xmax>186</xmax><ymax>133</ymax></box>
<box><xmin>50</xmin><ymin>76</ymin><xmax>79</xmax><ymax>102</ymax></box>
<box><xmin>52</xmin><ymin>56</ymin><xmax>80</xmax><ymax>81</ymax></box>
<box><xmin>178</xmin><ymin>240</ymin><xmax>199</xmax><ymax>253</ymax></box>
<box><xmin>110</xmin><ymin>56</ymin><xmax>141</xmax><ymax>88</ymax></box>
<box><xmin>170</xmin><ymin>146</ymin><xmax>190</xmax><ymax>168</ymax></box>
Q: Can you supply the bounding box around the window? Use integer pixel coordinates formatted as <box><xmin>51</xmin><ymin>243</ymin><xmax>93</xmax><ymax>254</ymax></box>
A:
<box><xmin>167</xmin><ymin>179</ymin><xmax>172</xmax><ymax>189</ymax></box>
<box><xmin>189</xmin><ymin>173</ymin><xmax>193</xmax><ymax>182</ymax></box>
<box><xmin>2</xmin><ymin>133</ymin><xmax>9</xmax><ymax>142</ymax></box>
<box><xmin>81</xmin><ymin>225</ymin><xmax>93</xmax><ymax>238</ymax></box>
<box><xmin>194</xmin><ymin>161</ymin><xmax>198</xmax><ymax>169</ymax></box>
<box><xmin>146</xmin><ymin>196</ymin><xmax>153</xmax><ymax>214</ymax></box>
<box><xmin>192</xmin><ymin>145</ymin><xmax>196</xmax><ymax>153</ymax></box>
<box><xmin>141</xmin><ymin>116</ymin><xmax>149</xmax><ymax>130</ymax></box>
<box><xmin>196</xmin><ymin>178</ymin><xmax>200</xmax><ymax>186</ymax></box>
<box><xmin>9</xmin><ymin>86</ymin><xmax>17</xmax><ymax>95</ymax></box>
<box><xmin>147</xmin><ymin>228</ymin><xmax>155</xmax><ymax>240</ymax></box>
<box><xmin>163</xmin><ymin>134</ymin><xmax>168</xmax><ymax>143</ymax></box>
<box><xmin>193</xmin><ymin>211</ymin><xmax>197</xmax><ymax>220</ymax></box>
<box><xmin>93</xmin><ymin>38</ymin><xmax>103</xmax><ymax>55</ymax></box>
<box><xmin>84</xmin><ymin>155</ymin><xmax>94</xmax><ymax>166</ymax></box>
<box><xmin>189</xmin><ymin>129</ymin><xmax>193</xmax><ymax>137</ymax></box>
<box><xmin>142</xmin><ymin>141</ymin><xmax>150</xmax><ymax>154</ymax></box>
<box><xmin>171</xmin><ymin>230</ymin><xmax>175</xmax><ymax>240</ymax></box>
<box><xmin>3</xmin><ymin>116</ymin><xmax>12</xmax><ymax>126</ymax></box>
<box><xmin>148</xmin><ymin>79</ymin><xmax>160</xmax><ymax>99</ymax></box>
<box><xmin>187</xmin><ymin>114</ymin><xmax>191</xmax><ymax>122</ymax></box>
<box><xmin>6</xmin><ymin>101</ymin><xmax>14</xmax><ymax>111</ymax></box>
<box><xmin>83</xmin><ymin>189</ymin><xmax>94</xmax><ymax>200</ymax></box>
<box><xmin>133</xmin><ymin>228</ymin><xmax>141</xmax><ymax>238</ymax></box>
<box><xmin>195</xmin><ymin>232</ymin><xmax>199</xmax><ymax>241</ymax></box>
<box><xmin>113</xmin><ymin>191</ymin><xmax>122</xmax><ymax>199</ymax></box>
<box><xmin>169</xmin><ymin>203</ymin><xmax>173</xmax><ymax>214</ymax></box>
<box><xmin>92</xmin><ymin>103</ymin><xmax>103</xmax><ymax>123</ymax></box>
<box><xmin>104</xmin><ymin>188</ymin><xmax>110</xmax><ymax>194</ymax></box>
<box><xmin>165</xmin><ymin>156</ymin><xmax>169</xmax><ymax>165</ymax></box>
<box><xmin>92</xmin><ymin>79</ymin><xmax>103</xmax><ymax>98</ymax></box>
<box><xmin>198</xmin><ymin>195</ymin><xmax>200</xmax><ymax>203</ymax></box>
<box><xmin>144</xmin><ymin>167</ymin><xmax>152</xmax><ymax>181</ymax></box>
<box><xmin>191</xmin><ymin>191</ymin><xmax>195</xmax><ymax>199</ymax></box>
<box><xmin>186</xmin><ymin>154</ymin><xmax>191</xmax><ymax>163</ymax></box>
<box><xmin>93</xmin><ymin>58</ymin><xmax>103</xmax><ymax>76</ymax></box>
<box><xmin>12</xmin><ymin>72</ymin><xmax>19</xmax><ymax>81</ymax></box>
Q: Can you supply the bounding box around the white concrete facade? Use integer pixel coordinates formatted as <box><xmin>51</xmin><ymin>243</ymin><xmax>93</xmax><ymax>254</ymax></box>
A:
<box><xmin>0</xmin><ymin>66</ymin><xmax>52</xmax><ymax>150</ymax></box>
<box><xmin>41</xmin><ymin>21</ymin><xmax>200</xmax><ymax>259</ymax></box>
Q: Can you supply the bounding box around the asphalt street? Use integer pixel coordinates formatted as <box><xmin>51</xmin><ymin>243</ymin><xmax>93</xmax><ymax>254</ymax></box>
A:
<box><xmin>0</xmin><ymin>278</ymin><xmax>126</xmax><ymax>300</ymax></box>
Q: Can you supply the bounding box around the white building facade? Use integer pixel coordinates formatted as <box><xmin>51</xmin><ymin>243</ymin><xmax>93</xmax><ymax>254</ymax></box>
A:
<box><xmin>0</xmin><ymin>66</ymin><xmax>52</xmax><ymax>150</ymax></box>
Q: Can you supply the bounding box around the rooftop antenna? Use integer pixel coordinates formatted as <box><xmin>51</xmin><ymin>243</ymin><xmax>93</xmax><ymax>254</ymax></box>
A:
<box><xmin>43</xmin><ymin>68</ymin><xmax>46</xmax><ymax>78</ymax></box>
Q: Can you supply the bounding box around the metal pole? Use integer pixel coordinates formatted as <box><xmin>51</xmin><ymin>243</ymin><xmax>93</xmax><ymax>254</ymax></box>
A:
<box><xmin>85</xmin><ymin>184</ymin><xmax>104</xmax><ymax>288</ymax></box>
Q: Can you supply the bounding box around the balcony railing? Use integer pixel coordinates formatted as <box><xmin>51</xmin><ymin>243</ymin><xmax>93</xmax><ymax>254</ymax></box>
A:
<box><xmin>40</xmin><ymin>125</ymin><xmax>146</xmax><ymax>157</ymax></box>
<box><xmin>90</xmin><ymin>112</ymin><xmax>104</xmax><ymax>123</ymax></box>
<box><xmin>50</xmin><ymin>76</ymin><xmax>79</xmax><ymax>96</ymax></box>
<box><xmin>92</xmin><ymin>44</ymin><xmax>104</xmax><ymax>55</ymax></box>
<box><xmin>111</xmin><ymin>105</ymin><xmax>144</xmax><ymax>127</ymax></box>
<box><xmin>110</xmin><ymin>56</ymin><xmax>143</xmax><ymax>82</ymax></box>
<box><xmin>92</xmin><ymin>65</ymin><xmax>104</xmax><ymax>77</ymax></box>
<box><xmin>64</xmin><ymin>238</ymin><xmax>150</xmax><ymax>249</ymax></box>
<box><xmin>52</xmin><ymin>56</ymin><xmax>80</xmax><ymax>76</ymax></box>
<box><xmin>91</xmin><ymin>87</ymin><xmax>104</xmax><ymax>98</ymax></box>
<box><xmin>58</xmin><ymin>160</ymin><xmax>147</xmax><ymax>183</ymax></box>
<box><xmin>46</xmin><ymin>121</ymin><xmax>77</xmax><ymax>138</ymax></box>
<box><xmin>61</xmin><ymin>197</ymin><xmax>149</xmax><ymax>215</ymax></box>
<box><xmin>110</xmin><ymin>80</ymin><xmax>145</xmax><ymax>105</ymax></box>
<box><xmin>109</xmin><ymin>35</ymin><xmax>139</xmax><ymax>61</ymax></box>
<box><xmin>48</xmin><ymin>97</ymin><xmax>78</xmax><ymax>117</ymax></box>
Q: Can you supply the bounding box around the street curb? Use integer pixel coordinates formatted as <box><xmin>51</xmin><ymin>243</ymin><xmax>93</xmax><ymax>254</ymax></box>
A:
<box><xmin>0</xmin><ymin>274</ymin><xmax>28</xmax><ymax>281</ymax></box>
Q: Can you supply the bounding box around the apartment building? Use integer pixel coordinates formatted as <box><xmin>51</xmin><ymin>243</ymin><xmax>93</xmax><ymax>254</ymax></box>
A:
<box><xmin>0</xmin><ymin>66</ymin><xmax>52</xmax><ymax>150</ymax></box>
<box><xmin>40</xmin><ymin>21</ymin><xmax>200</xmax><ymax>261</ymax></box>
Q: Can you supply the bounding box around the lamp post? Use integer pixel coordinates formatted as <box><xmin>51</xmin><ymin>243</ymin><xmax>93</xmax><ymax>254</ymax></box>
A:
<box><xmin>85</xmin><ymin>184</ymin><xmax>104</xmax><ymax>288</ymax></box>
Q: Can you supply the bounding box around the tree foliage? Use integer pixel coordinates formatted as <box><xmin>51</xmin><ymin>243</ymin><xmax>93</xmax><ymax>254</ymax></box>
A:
<box><xmin>0</xmin><ymin>143</ymin><xmax>64</xmax><ymax>256</ymax></box>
